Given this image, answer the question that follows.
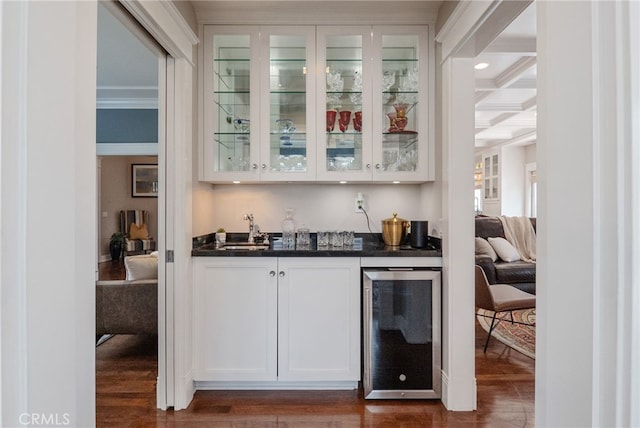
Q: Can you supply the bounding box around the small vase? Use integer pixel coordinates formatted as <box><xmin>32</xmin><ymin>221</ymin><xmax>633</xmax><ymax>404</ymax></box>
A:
<box><xmin>393</xmin><ymin>103</ymin><xmax>409</xmax><ymax>118</ymax></box>
<box><xmin>109</xmin><ymin>242</ymin><xmax>122</xmax><ymax>261</ymax></box>
<box><xmin>387</xmin><ymin>112</ymin><xmax>398</xmax><ymax>132</ymax></box>
<box><xmin>395</xmin><ymin>117</ymin><xmax>408</xmax><ymax>131</ymax></box>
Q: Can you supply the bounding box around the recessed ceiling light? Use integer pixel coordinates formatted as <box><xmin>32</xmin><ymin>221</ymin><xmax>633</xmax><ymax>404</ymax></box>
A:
<box><xmin>474</xmin><ymin>62</ymin><xmax>489</xmax><ymax>70</ymax></box>
<box><xmin>339</xmin><ymin>181</ymin><xmax>347</xmax><ymax>184</ymax></box>
<box><xmin>232</xmin><ymin>181</ymin><xmax>241</xmax><ymax>184</ymax></box>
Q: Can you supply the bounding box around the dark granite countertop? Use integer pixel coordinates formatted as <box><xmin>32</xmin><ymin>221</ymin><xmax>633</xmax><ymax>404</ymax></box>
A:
<box><xmin>192</xmin><ymin>232</ymin><xmax>442</xmax><ymax>258</ymax></box>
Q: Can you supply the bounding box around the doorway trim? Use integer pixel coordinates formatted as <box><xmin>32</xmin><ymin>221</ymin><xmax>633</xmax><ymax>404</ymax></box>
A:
<box><xmin>118</xmin><ymin>0</ymin><xmax>197</xmax><ymax>410</ymax></box>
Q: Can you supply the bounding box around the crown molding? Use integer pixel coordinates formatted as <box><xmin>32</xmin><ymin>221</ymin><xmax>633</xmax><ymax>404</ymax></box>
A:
<box><xmin>96</xmin><ymin>142</ymin><xmax>158</xmax><ymax>156</ymax></box>
<box><xmin>97</xmin><ymin>98</ymin><xmax>158</xmax><ymax>109</ymax></box>
<box><xmin>193</xmin><ymin>1</ymin><xmax>439</xmax><ymax>25</ymax></box>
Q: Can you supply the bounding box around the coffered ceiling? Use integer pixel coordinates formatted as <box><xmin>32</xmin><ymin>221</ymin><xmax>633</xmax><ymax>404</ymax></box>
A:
<box><xmin>473</xmin><ymin>2</ymin><xmax>537</xmax><ymax>149</ymax></box>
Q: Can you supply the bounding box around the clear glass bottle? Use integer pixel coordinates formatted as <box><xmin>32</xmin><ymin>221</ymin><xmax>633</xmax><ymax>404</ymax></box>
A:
<box><xmin>282</xmin><ymin>208</ymin><xmax>296</xmax><ymax>249</ymax></box>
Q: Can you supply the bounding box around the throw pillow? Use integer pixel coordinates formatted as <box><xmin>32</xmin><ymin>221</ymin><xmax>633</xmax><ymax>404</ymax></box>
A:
<box><xmin>125</xmin><ymin>254</ymin><xmax>158</xmax><ymax>280</ymax></box>
<box><xmin>129</xmin><ymin>222</ymin><xmax>150</xmax><ymax>240</ymax></box>
<box><xmin>488</xmin><ymin>237</ymin><xmax>521</xmax><ymax>262</ymax></box>
<box><xmin>475</xmin><ymin>237</ymin><xmax>498</xmax><ymax>262</ymax></box>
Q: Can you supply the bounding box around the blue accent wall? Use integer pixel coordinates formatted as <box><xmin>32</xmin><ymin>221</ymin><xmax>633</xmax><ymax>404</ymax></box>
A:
<box><xmin>96</xmin><ymin>109</ymin><xmax>158</xmax><ymax>143</ymax></box>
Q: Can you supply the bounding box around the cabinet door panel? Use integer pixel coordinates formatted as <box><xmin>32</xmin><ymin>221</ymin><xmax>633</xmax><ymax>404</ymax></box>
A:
<box><xmin>372</xmin><ymin>26</ymin><xmax>430</xmax><ymax>182</ymax></box>
<box><xmin>277</xmin><ymin>258</ymin><xmax>360</xmax><ymax>381</ymax></box>
<box><xmin>194</xmin><ymin>258</ymin><xmax>278</xmax><ymax>381</ymax></box>
<box><xmin>260</xmin><ymin>26</ymin><xmax>316</xmax><ymax>181</ymax></box>
<box><xmin>203</xmin><ymin>26</ymin><xmax>261</xmax><ymax>182</ymax></box>
<box><xmin>316</xmin><ymin>26</ymin><xmax>373</xmax><ymax>181</ymax></box>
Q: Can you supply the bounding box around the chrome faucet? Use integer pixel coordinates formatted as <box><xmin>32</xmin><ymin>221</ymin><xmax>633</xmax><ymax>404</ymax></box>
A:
<box><xmin>243</xmin><ymin>213</ymin><xmax>255</xmax><ymax>243</ymax></box>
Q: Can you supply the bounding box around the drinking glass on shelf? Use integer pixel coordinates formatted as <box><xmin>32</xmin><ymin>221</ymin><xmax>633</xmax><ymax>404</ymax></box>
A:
<box><xmin>353</xmin><ymin>111</ymin><xmax>362</xmax><ymax>132</ymax></box>
<box><xmin>296</xmin><ymin>227</ymin><xmax>310</xmax><ymax>248</ymax></box>
<box><xmin>317</xmin><ymin>231</ymin><xmax>329</xmax><ymax>248</ymax></box>
<box><xmin>383</xmin><ymin>150</ymin><xmax>399</xmax><ymax>171</ymax></box>
<box><xmin>330</xmin><ymin>230</ymin><xmax>343</xmax><ymax>248</ymax></box>
<box><xmin>326</xmin><ymin>110</ymin><xmax>337</xmax><ymax>132</ymax></box>
<box><xmin>277</xmin><ymin>118</ymin><xmax>295</xmax><ymax>134</ymax></box>
<box><xmin>339</xmin><ymin>110</ymin><xmax>351</xmax><ymax>132</ymax></box>
<box><xmin>342</xmin><ymin>231</ymin><xmax>355</xmax><ymax>248</ymax></box>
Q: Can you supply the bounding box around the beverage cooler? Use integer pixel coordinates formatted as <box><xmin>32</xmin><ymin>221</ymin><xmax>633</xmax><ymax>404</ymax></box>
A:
<box><xmin>362</xmin><ymin>268</ymin><xmax>441</xmax><ymax>399</ymax></box>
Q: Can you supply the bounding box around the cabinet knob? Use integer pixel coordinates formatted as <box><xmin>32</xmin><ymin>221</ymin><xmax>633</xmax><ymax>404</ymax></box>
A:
<box><xmin>366</xmin><ymin>164</ymin><xmax>371</xmax><ymax>169</ymax></box>
<box><xmin>261</xmin><ymin>163</ymin><xmax>267</xmax><ymax>170</ymax></box>
<box><xmin>269</xmin><ymin>270</ymin><xmax>276</xmax><ymax>277</ymax></box>
<box><xmin>251</xmin><ymin>163</ymin><xmax>258</xmax><ymax>169</ymax></box>
<box><xmin>375</xmin><ymin>163</ymin><xmax>381</xmax><ymax>170</ymax></box>
<box><xmin>279</xmin><ymin>271</ymin><xmax>285</xmax><ymax>277</ymax></box>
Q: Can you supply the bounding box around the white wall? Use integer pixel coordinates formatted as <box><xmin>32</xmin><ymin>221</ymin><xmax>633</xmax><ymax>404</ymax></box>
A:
<box><xmin>537</xmin><ymin>1</ymin><xmax>640</xmax><ymax>426</ymax></box>
<box><xmin>1</xmin><ymin>2</ymin><xmax>97</xmax><ymax>426</ymax></box>
<box><xmin>192</xmin><ymin>183</ymin><xmax>440</xmax><ymax>236</ymax></box>
<box><xmin>524</xmin><ymin>143</ymin><xmax>536</xmax><ymax>164</ymax></box>
<box><xmin>500</xmin><ymin>145</ymin><xmax>525</xmax><ymax>216</ymax></box>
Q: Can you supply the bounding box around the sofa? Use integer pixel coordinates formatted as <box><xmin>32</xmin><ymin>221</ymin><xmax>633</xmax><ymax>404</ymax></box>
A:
<box><xmin>475</xmin><ymin>215</ymin><xmax>536</xmax><ymax>294</ymax></box>
<box><xmin>96</xmin><ymin>253</ymin><xmax>158</xmax><ymax>338</ymax></box>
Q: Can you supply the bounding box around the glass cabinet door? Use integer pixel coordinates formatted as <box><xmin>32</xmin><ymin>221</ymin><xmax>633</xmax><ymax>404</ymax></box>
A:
<box><xmin>203</xmin><ymin>26</ymin><xmax>260</xmax><ymax>181</ymax></box>
<box><xmin>373</xmin><ymin>26</ymin><xmax>429</xmax><ymax>181</ymax></box>
<box><xmin>317</xmin><ymin>26</ymin><xmax>372</xmax><ymax>181</ymax></box>
<box><xmin>260</xmin><ymin>27</ymin><xmax>315</xmax><ymax>179</ymax></box>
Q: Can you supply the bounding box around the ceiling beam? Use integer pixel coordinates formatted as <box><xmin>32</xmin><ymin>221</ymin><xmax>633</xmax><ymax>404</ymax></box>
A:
<box><xmin>476</xmin><ymin>103</ymin><xmax>528</xmax><ymax>112</ymax></box>
<box><xmin>475</xmin><ymin>129</ymin><xmax>537</xmax><ymax>148</ymax></box>
<box><xmin>476</xmin><ymin>95</ymin><xmax>537</xmax><ymax>113</ymax></box>
<box><xmin>495</xmin><ymin>56</ymin><xmax>537</xmax><ymax>88</ymax></box>
<box><xmin>483</xmin><ymin>36</ymin><xmax>537</xmax><ymax>55</ymax></box>
<box><xmin>475</xmin><ymin>77</ymin><xmax>535</xmax><ymax>90</ymax></box>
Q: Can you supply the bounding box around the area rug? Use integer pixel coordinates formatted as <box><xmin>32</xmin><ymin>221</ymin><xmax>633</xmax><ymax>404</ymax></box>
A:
<box><xmin>477</xmin><ymin>308</ymin><xmax>536</xmax><ymax>359</ymax></box>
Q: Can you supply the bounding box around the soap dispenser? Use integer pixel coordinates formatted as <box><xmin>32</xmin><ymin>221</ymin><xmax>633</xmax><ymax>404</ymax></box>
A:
<box><xmin>282</xmin><ymin>208</ymin><xmax>296</xmax><ymax>250</ymax></box>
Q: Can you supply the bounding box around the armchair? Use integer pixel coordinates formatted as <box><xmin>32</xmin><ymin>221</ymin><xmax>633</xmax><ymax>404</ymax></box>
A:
<box><xmin>120</xmin><ymin>210</ymin><xmax>156</xmax><ymax>256</ymax></box>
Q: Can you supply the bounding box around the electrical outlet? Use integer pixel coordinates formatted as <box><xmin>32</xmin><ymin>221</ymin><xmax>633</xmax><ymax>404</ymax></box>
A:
<box><xmin>355</xmin><ymin>193</ymin><xmax>364</xmax><ymax>213</ymax></box>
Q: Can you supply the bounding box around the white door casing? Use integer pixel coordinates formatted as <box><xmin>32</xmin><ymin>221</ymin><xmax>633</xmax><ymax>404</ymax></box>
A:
<box><xmin>115</xmin><ymin>0</ymin><xmax>198</xmax><ymax>411</ymax></box>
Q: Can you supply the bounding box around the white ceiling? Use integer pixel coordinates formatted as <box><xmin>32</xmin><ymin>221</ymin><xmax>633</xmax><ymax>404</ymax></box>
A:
<box><xmin>474</xmin><ymin>2</ymin><xmax>537</xmax><ymax>149</ymax></box>
<box><xmin>97</xmin><ymin>3</ymin><xmax>158</xmax><ymax>109</ymax></box>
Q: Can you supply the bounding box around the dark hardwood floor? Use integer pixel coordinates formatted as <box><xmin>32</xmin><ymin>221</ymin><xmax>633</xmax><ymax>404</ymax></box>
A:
<box><xmin>96</xmin><ymin>261</ymin><xmax>534</xmax><ymax>427</ymax></box>
<box><xmin>98</xmin><ymin>259</ymin><xmax>126</xmax><ymax>280</ymax></box>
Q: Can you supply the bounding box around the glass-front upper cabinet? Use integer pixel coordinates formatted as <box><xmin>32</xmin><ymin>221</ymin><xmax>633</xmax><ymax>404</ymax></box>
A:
<box><xmin>202</xmin><ymin>26</ymin><xmax>260</xmax><ymax>182</ymax></box>
<box><xmin>317</xmin><ymin>26</ymin><xmax>431</xmax><ymax>182</ymax></box>
<box><xmin>202</xmin><ymin>25</ymin><xmax>433</xmax><ymax>183</ymax></box>
<box><xmin>260</xmin><ymin>27</ymin><xmax>316</xmax><ymax>180</ymax></box>
<box><xmin>372</xmin><ymin>26</ymin><xmax>430</xmax><ymax>182</ymax></box>
<box><xmin>316</xmin><ymin>26</ymin><xmax>373</xmax><ymax>181</ymax></box>
<box><xmin>202</xmin><ymin>26</ymin><xmax>315</xmax><ymax>182</ymax></box>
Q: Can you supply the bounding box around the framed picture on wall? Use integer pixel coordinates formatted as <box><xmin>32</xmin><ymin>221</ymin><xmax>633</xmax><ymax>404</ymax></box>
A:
<box><xmin>132</xmin><ymin>164</ymin><xmax>158</xmax><ymax>197</ymax></box>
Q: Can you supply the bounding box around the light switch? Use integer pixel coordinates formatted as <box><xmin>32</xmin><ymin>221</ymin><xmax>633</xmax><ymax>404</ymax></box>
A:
<box><xmin>102</xmin><ymin>211</ymin><xmax>108</xmax><ymax>218</ymax></box>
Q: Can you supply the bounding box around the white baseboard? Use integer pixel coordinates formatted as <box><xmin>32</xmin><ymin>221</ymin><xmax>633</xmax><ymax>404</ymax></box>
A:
<box><xmin>194</xmin><ymin>380</ymin><xmax>359</xmax><ymax>390</ymax></box>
